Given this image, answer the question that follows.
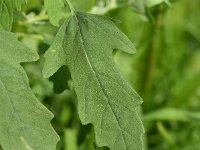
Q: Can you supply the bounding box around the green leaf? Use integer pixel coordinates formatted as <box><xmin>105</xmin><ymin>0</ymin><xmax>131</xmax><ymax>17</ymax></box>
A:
<box><xmin>44</xmin><ymin>0</ymin><xmax>96</xmax><ymax>26</ymax></box>
<box><xmin>64</xmin><ymin>129</ymin><xmax>78</xmax><ymax>150</ymax></box>
<box><xmin>144</xmin><ymin>108</ymin><xmax>200</xmax><ymax>122</ymax></box>
<box><xmin>72</xmin><ymin>0</ymin><xmax>95</xmax><ymax>12</ymax></box>
<box><xmin>0</xmin><ymin>31</ymin><xmax>59</xmax><ymax>150</ymax></box>
<box><xmin>0</xmin><ymin>0</ymin><xmax>26</xmax><ymax>31</ymax></box>
<box><xmin>44</xmin><ymin>0</ymin><xmax>69</xmax><ymax>26</ymax></box>
<box><xmin>43</xmin><ymin>11</ymin><xmax>144</xmax><ymax>150</ymax></box>
<box><xmin>146</xmin><ymin>0</ymin><xmax>171</xmax><ymax>7</ymax></box>
<box><xmin>133</xmin><ymin>0</ymin><xmax>146</xmax><ymax>13</ymax></box>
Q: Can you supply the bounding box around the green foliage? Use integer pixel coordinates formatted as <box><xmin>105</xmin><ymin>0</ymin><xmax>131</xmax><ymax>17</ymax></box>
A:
<box><xmin>44</xmin><ymin>0</ymin><xmax>96</xmax><ymax>26</ymax></box>
<box><xmin>0</xmin><ymin>0</ymin><xmax>26</xmax><ymax>31</ymax></box>
<box><xmin>0</xmin><ymin>31</ymin><xmax>59</xmax><ymax>149</ymax></box>
<box><xmin>43</xmin><ymin>8</ymin><xmax>144</xmax><ymax>149</ymax></box>
<box><xmin>1</xmin><ymin>0</ymin><xmax>200</xmax><ymax>149</ymax></box>
<box><xmin>144</xmin><ymin>108</ymin><xmax>200</xmax><ymax>122</ymax></box>
<box><xmin>44</xmin><ymin>0</ymin><xmax>68</xmax><ymax>26</ymax></box>
<box><xmin>146</xmin><ymin>0</ymin><xmax>171</xmax><ymax>7</ymax></box>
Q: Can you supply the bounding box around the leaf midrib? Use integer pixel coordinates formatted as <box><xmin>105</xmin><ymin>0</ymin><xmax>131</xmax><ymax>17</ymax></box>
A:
<box><xmin>73</xmin><ymin>13</ymin><xmax>128</xmax><ymax>149</ymax></box>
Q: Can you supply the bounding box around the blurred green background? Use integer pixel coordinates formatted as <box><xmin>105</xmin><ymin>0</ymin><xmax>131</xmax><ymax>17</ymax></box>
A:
<box><xmin>12</xmin><ymin>0</ymin><xmax>200</xmax><ymax>149</ymax></box>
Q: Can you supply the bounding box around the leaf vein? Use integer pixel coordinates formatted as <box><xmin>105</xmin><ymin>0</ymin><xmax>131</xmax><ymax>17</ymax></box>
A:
<box><xmin>75</xmin><ymin>14</ymin><xmax>128</xmax><ymax>149</ymax></box>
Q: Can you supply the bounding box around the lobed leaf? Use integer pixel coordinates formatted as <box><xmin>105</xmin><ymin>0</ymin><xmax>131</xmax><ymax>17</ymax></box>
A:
<box><xmin>43</xmin><ymin>11</ymin><xmax>144</xmax><ymax>150</ymax></box>
<box><xmin>0</xmin><ymin>31</ymin><xmax>59</xmax><ymax>150</ymax></box>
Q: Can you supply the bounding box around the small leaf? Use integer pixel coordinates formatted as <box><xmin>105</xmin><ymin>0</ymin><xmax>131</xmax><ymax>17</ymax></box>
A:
<box><xmin>44</xmin><ymin>0</ymin><xmax>96</xmax><ymax>26</ymax></box>
<box><xmin>43</xmin><ymin>11</ymin><xmax>144</xmax><ymax>149</ymax></box>
<box><xmin>0</xmin><ymin>0</ymin><xmax>26</xmax><ymax>31</ymax></box>
<box><xmin>146</xmin><ymin>0</ymin><xmax>171</xmax><ymax>7</ymax></box>
<box><xmin>44</xmin><ymin>0</ymin><xmax>69</xmax><ymax>26</ymax></box>
<box><xmin>0</xmin><ymin>31</ymin><xmax>59</xmax><ymax>150</ymax></box>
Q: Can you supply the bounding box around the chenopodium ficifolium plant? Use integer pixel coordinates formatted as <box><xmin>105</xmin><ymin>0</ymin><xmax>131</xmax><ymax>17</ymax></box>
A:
<box><xmin>43</xmin><ymin>0</ymin><xmax>144</xmax><ymax>149</ymax></box>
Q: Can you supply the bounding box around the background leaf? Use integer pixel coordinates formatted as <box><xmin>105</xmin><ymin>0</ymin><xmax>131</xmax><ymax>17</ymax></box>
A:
<box><xmin>44</xmin><ymin>0</ymin><xmax>69</xmax><ymax>26</ymax></box>
<box><xmin>144</xmin><ymin>108</ymin><xmax>200</xmax><ymax>122</ymax></box>
<box><xmin>146</xmin><ymin>0</ymin><xmax>171</xmax><ymax>7</ymax></box>
<box><xmin>0</xmin><ymin>0</ymin><xmax>26</xmax><ymax>31</ymax></box>
<box><xmin>44</xmin><ymin>0</ymin><xmax>95</xmax><ymax>26</ymax></box>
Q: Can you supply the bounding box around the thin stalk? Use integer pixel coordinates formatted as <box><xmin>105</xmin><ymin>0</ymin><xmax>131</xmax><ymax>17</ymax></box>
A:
<box><xmin>142</xmin><ymin>9</ymin><xmax>163</xmax><ymax>94</ymax></box>
<box><xmin>17</xmin><ymin>33</ymin><xmax>44</xmax><ymax>41</ymax></box>
<box><xmin>66</xmin><ymin>0</ymin><xmax>75</xmax><ymax>15</ymax></box>
<box><xmin>26</xmin><ymin>14</ymin><xmax>49</xmax><ymax>24</ymax></box>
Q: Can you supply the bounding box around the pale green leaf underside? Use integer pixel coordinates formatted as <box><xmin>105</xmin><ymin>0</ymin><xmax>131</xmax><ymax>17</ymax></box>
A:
<box><xmin>43</xmin><ymin>12</ymin><xmax>144</xmax><ymax>150</ymax></box>
<box><xmin>0</xmin><ymin>0</ymin><xmax>26</xmax><ymax>31</ymax></box>
<box><xmin>146</xmin><ymin>0</ymin><xmax>171</xmax><ymax>7</ymax></box>
<box><xmin>0</xmin><ymin>31</ymin><xmax>59</xmax><ymax>150</ymax></box>
<box><xmin>44</xmin><ymin>0</ymin><xmax>69</xmax><ymax>27</ymax></box>
<box><xmin>44</xmin><ymin>0</ymin><xmax>64</xmax><ymax>26</ymax></box>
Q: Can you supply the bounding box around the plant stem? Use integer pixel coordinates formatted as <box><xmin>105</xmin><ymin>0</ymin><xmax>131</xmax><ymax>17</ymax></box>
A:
<box><xmin>17</xmin><ymin>33</ymin><xmax>44</xmax><ymax>41</ymax></box>
<box><xmin>27</xmin><ymin>15</ymin><xmax>49</xmax><ymax>24</ymax></box>
<box><xmin>66</xmin><ymin>0</ymin><xmax>75</xmax><ymax>15</ymax></box>
<box><xmin>142</xmin><ymin>10</ymin><xmax>163</xmax><ymax>94</ymax></box>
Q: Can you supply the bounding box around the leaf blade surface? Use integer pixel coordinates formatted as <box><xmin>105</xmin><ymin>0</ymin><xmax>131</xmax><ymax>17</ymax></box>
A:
<box><xmin>0</xmin><ymin>31</ymin><xmax>59</xmax><ymax>150</ymax></box>
<box><xmin>43</xmin><ymin>12</ymin><xmax>144</xmax><ymax>150</ymax></box>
